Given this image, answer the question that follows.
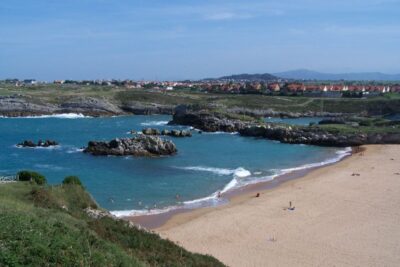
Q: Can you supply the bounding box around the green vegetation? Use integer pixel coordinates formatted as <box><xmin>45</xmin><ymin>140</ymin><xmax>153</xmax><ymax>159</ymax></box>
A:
<box><xmin>0</xmin><ymin>179</ymin><xmax>224</xmax><ymax>267</ymax></box>
<box><xmin>1</xmin><ymin>83</ymin><xmax>400</xmax><ymax>115</ymax></box>
<box><xmin>313</xmin><ymin>117</ymin><xmax>400</xmax><ymax>134</ymax></box>
<box><xmin>17</xmin><ymin>170</ymin><xmax>47</xmax><ymax>185</ymax></box>
<box><xmin>62</xmin><ymin>175</ymin><xmax>83</xmax><ymax>187</ymax></box>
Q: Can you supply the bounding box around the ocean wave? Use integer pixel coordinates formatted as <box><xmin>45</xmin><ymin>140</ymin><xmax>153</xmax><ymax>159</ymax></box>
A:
<box><xmin>2</xmin><ymin>113</ymin><xmax>89</xmax><ymax>119</ymax></box>
<box><xmin>140</xmin><ymin>121</ymin><xmax>169</xmax><ymax>126</ymax></box>
<box><xmin>176</xmin><ymin>166</ymin><xmax>251</xmax><ymax>178</ymax></box>
<box><xmin>112</xmin><ymin>147</ymin><xmax>351</xmax><ymax>218</ymax></box>
<box><xmin>15</xmin><ymin>145</ymin><xmax>61</xmax><ymax>150</ymax></box>
<box><xmin>275</xmin><ymin>147</ymin><xmax>352</xmax><ymax>175</ymax></box>
<box><xmin>66</xmin><ymin>148</ymin><xmax>84</xmax><ymax>154</ymax></box>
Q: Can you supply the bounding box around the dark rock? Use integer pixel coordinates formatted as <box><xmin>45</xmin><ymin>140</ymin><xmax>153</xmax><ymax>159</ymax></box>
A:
<box><xmin>141</xmin><ymin>127</ymin><xmax>192</xmax><ymax>138</ymax></box>
<box><xmin>142</xmin><ymin>128</ymin><xmax>161</xmax><ymax>135</ymax></box>
<box><xmin>83</xmin><ymin>135</ymin><xmax>177</xmax><ymax>157</ymax></box>
<box><xmin>169</xmin><ymin>106</ymin><xmax>246</xmax><ymax>132</ymax></box>
<box><xmin>161</xmin><ymin>129</ymin><xmax>171</xmax><ymax>135</ymax></box>
<box><xmin>239</xmin><ymin>125</ymin><xmax>400</xmax><ymax>147</ymax></box>
<box><xmin>120</xmin><ymin>102</ymin><xmax>174</xmax><ymax>115</ymax></box>
<box><xmin>318</xmin><ymin>118</ymin><xmax>346</xmax><ymax>125</ymax></box>
<box><xmin>17</xmin><ymin>139</ymin><xmax>59</xmax><ymax>148</ymax></box>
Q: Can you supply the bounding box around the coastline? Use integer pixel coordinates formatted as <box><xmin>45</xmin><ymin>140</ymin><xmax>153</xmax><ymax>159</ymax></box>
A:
<box><xmin>124</xmin><ymin>147</ymin><xmax>352</xmax><ymax>229</ymax></box>
<box><xmin>156</xmin><ymin>145</ymin><xmax>400</xmax><ymax>266</ymax></box>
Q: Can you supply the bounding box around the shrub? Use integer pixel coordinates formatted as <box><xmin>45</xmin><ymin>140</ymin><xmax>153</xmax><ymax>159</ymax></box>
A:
<box><xmin>62</xmin><ymin>176</ymin><xmax>83</xmax><ymax>187</ymax></box>
<box><xmin>17</xmin><ymin>171</ymin><xmax>47</xmax><ymax>185</ymax></box>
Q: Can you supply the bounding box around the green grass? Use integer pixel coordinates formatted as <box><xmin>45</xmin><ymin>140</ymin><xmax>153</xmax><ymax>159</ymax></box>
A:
<box><xmin>1</xmin><ymin>84</ymin><xmax>400</xmax><ymax>115</ymax></box>
<box><xmin>0</xmin><ymin>182</ymin><xmax>225</xmax><ymax>267</ymax></box>
<box><xmin>311</xmin><ymin>117</ymin><xmax>400</xmax><ymax>134</ymax></box>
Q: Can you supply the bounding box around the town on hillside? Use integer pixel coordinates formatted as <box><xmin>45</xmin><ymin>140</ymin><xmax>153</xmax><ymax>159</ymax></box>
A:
<box><xmin>1</xmin><ymin>78</ymin><xmax>400</xmax><ymax>98</ymax></box>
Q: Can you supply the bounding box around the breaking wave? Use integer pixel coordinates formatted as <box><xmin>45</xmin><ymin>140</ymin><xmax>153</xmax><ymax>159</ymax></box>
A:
<box><xmin>112</xmin><ymin>147</ymin><xmax>352</xmax><ymax>218</ymax></box>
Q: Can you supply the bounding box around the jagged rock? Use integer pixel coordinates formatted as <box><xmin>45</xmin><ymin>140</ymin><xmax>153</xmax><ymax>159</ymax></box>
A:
<box><xmin>142</xmin><ymin>128</ymin><xmax>161</xmax><ymax>135</ymax></box>
<box><xmin>17</xmin><ymin>140</ymin><xmax>59</xmax><ymax>148</ymax></box>
<box><xmin>83</xmin><ymin>135</ymin><xmax>177</xmax><ymax>156</ymax></box>
<box><xmin>169</xmin><ymin>106</ymin><xmax>247</xmax><ymax>132</ymax></box>
<box><xmin>161</xmin><ymin>129</ymin><xmax>170</xmax><ymax>135</ymax></box>
<box><xmin>119</xmin><ymin>101</ymin><xmax>174</xmax><ymax>115</ymax></box>
<box><xmin>141</xmin><ymin>128</ymin><xmax>192</xmax><ymax>137</ymax></box>
<box><xmin>59</xmin><ymin>97</ymin><xmax>123</xmax><ymax>116</ymax></box>
<box><xmin>239</xmin><ymin>125</ymin><xmax>400</xmax><ymax>147</ymax></box>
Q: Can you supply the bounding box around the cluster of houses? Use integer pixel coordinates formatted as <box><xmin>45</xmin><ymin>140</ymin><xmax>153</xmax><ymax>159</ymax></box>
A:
<box><xmin>267</xmin><ymin>83</ymin><xmax>397</xmax><ymax>95</ymax></box>
<box><xmin>198</xmin><ymin>81</ymin><xmax>400</xmax><ymax>97</ymax></box>
<box><xmin>2</xmin><ymin>78</ymin><xmax>399</xmax><ymax>97</ymax></box>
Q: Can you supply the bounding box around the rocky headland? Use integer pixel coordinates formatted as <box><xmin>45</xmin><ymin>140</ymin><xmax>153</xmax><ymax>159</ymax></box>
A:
<box><xmin>0</xmin><ymin>96</ymin><xmax>177</xmax><ymax>117</ymax></box>
<box><xmin>169</xmin><ymin>107</ymin><xmax>400</xmax><ymax>147</ymax></box>
<box><xmin>83</xmin><ymin>135</ymin><xmax>177</xmax><ymax>156</ymax></box>
<box><xmin>239</xmin><ymin>125</ymin><xmax>400</xmax><ymax>147</ymax></box>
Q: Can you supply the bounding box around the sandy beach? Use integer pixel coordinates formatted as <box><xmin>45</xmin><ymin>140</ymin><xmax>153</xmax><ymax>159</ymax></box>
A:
<box><xmin>157</xmin><ymin>145</ymin><xmax>400</xmax><ymax>266</ymax></box>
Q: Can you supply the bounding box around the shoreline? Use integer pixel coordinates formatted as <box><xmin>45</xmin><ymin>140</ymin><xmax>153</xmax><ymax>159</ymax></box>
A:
<box><xmin>125</xmin><ymin>147</ymin><xmax>353</xmax><ymax>229</ymax></box>
<box><xmin>157</xmin><ymin>145</ymin><xmax>400</xmax><ymax>266</ymax></box>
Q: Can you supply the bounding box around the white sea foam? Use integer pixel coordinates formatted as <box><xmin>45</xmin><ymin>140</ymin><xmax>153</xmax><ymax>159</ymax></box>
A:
<box><xmin>140</xmin><ymin>121</ymin><xmax>169</xmax><ymax>126</ymax></box>
<box><xmin>176</xmin><ymin>166</ymin><xmax>251</xmax><ymax>178</ymax></box>
<box><xmin>112</xmin><ymin>147</ymin><xmax>352</xmax><ymax>218</ymax></box>
<box><xmin>2</xmin><ymin>113</ymin><xmax>89</xmax><ymax>119</ymax></box>
<box><xmin>15</xmin><ymin>144</ymin><xmax>61</xmax><ymax>150</ymax></box>
<box><xmin>66</xmin><ymin>148</ymin><xmax>84</xmax><ymax>154</ymax></box>
<box><xmin>202</xmin><ymin>131</ymin><xmax>239</xmax><ymax>135</ymax></box>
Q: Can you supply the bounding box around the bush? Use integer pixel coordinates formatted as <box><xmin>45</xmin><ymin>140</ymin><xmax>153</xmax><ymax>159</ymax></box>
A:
<box><xmin>62</xmin><ymin>176</ymin><xmax>83</xmax><ymax>187</ymax></box>
<box><xmin>17</xmin><ymin>171</ymin><xmax>47</xmax><ymax>185</ymax></box>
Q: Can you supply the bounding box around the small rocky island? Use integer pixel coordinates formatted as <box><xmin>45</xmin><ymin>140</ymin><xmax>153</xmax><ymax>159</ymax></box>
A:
<box><xmin>141</xmin><ymin>128</ymin><xmax>192</xmax><ymax>137</ymax></box>
<box><xmin>17</xmin><ymin>140</ymin><xmax>59</xmax><ymax>148</ymax></box>
<box><xmin>83</xmin><ymin>135</ymin><xmax>177</xmax><ymax>157</ymax></box>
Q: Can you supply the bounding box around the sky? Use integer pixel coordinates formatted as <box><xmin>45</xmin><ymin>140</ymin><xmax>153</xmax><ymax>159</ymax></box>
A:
<box><xmin>0</xmin><ymin>0</ymin><xmax>399</xmax><ymax>81</ymax></box>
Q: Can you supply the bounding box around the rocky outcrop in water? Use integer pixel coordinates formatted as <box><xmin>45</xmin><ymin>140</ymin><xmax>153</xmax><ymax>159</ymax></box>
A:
<box><xmin>239</xmin><ymin>125</ymin><xmax>400</xmax><ymax>147</ymax></box>
<box><xmin>83</xmin><ymin>135</ymin><xmax>177</xmax><ymax>156</ymax></box>
<box><xmin>169</xmin><ymin>106</ymin><xmax>247</xmax><ymax>132</ymax></box>
<box><xmin>17</xmin><ymin>140</ymin><xmax>59</xmax><ymax>148</ymax></box>
<box><xmin>141</xmin><ymin>128</ymin><xmax>192</xmax><ymax>137</ymax></box>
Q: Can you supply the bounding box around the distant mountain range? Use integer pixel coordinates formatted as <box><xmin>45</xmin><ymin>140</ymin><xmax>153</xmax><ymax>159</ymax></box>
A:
<box><xmin>273</xmin><ymin>69</ymin><xmax>400</xmax><ymax>81</ymax></box>
<box><xmin>206</xmin><ymin>73</ymin><xmax>278</xmax><ymax>82</ymax></box>
<box><xmin>205</xmin><ymin>69</ymin><xmax>400</xmax><ymax>82</ymax></box>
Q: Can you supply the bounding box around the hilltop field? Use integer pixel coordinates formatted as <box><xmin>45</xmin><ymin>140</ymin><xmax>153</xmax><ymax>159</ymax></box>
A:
<box><xmin>1</xmin><ymin>84</ymin><xmax>400</xmax><ymax>116</ymax></box>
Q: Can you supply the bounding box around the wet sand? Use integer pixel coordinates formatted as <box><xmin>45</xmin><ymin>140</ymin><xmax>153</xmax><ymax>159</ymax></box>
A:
<box><xmin>157</xmin><ymin>145</ymin><xmax>400</xmax><ymax>266</ymax></box>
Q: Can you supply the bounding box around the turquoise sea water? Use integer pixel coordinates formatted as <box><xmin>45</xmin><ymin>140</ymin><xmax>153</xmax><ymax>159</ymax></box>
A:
<box><xmin>0</xmin><ymin>115</ymin><xmax>350</xmax><ymax>216</ymax></box>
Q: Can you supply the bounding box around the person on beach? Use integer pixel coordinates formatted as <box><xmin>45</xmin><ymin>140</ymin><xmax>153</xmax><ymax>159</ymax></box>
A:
<box><xmin>217</xmin><ymin>191</ymin><xmax>222</xmax><ymax>198</ymax></box>
<box><xmin>256</xmin><ymin>193</ymin><xmax>260</xmax><ymax>197</ymax></box>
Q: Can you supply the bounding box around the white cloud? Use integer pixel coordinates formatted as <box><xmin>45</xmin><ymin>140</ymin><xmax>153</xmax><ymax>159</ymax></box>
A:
<box><xmin>203</xmin><ymin>12</ymin><xmax>253</xmax><ymax>21</ymax></box>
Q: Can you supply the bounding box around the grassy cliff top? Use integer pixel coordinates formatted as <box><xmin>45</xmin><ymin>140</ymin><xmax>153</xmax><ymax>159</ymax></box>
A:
<box><xmin>1</xmin><ymin>83</ymin><xmax>400</xmax><ymax>115</ymax></box>
<box><xmin>0</xmin><ymin>181</ymin><xmax>224</xmax><ymax>267</ymax></box>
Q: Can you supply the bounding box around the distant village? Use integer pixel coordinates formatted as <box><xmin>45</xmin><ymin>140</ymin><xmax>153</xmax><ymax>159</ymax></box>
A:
<box><xmin>1</xmin><ymin>78</ymin><xmax>400</xmax><ymax>98</ymax></box>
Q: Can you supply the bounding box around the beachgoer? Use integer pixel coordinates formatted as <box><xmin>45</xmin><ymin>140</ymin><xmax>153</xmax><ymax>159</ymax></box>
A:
<box><xmin>217</xmin><ymin>191</ymin><xmax>222</xmax><ymax>198</ymax></box>
<box><xmin>256</xmin><ymin>193</ymin><xmax>260</xmax><ymax>197</ymax></box>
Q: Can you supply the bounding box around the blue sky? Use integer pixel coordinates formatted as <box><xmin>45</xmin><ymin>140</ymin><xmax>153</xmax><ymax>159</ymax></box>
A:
<box><xmin>1</xmin><ymin>0</ymin><xmax>399</xmax><ymax>80</ymax></box>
